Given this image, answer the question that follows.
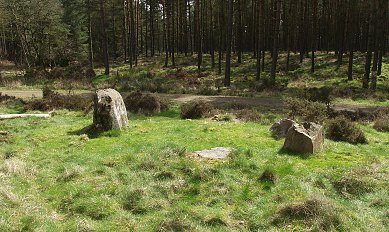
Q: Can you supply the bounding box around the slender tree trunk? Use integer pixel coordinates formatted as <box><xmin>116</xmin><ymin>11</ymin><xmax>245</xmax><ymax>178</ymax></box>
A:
<box><xmin>370</xmin><ymin>51</ymin><xmax>379</xmax><ymax>90</ymax></box>
<box><xmin>348</xmin><ymin>51</ymin><xmax>354</xmax><ymax>81</ymax></box>
<box><xmin>237</xmin><ymin>0</ymin><xmax>243</xmax><ymax>64</ymax></box>
<box><xmin>171</xmin><ymin>0</ymin><xmax>175</xmax><ymax>66</ymax></box>
<box><xmin>377</xmin><ymin>3</ymin><xmax>387</xmax><ymax>76</ymax></box>
<box><xmin>163</xmin><ymin>2</ymin><xmax>168</xmax><ymax>67</ymax></box>
<box><xmin>195</xmin><ymin>0</ymin><xmax>202</xmax><ymax>73</ymax></box>
<box><xmin>210</xmin><ymin>1</ymin><xmax>215</xmax><ymax>68</ymax></box>
<box><xmin>218</xmin><ymin>0</ymin><xmax>224</xmax><ymax>75</ymax></box>
<box><xmin>112</xmin><ymin>2</ymin><xmax>117</xmax><ymax>60</ymax></box>
<box><xmin>123</xmin><ymin>0</ymin><xmax>128</xmax><ymax>63</ymax></box>
<box><xmin>377</xmin><ymin>51</ymin><xmax>383</xmax><ymax>76</ymax></box>
<box><xmin>224</xmin><ymin>0</ymin><xmax>234</xmax><ymax>87</ymax></box>
<box><xmin>87</xmin><ymin>0</ymin><xmax>94</xmax><ymax>69</ymax></box>
<box><xmin>270</xmin><ymin>0</ymin><xmax>281</xmax><ymax>85</ymax></box>
<box><xmin>256</xmin><ymin>0</ymin><xmax>262</xmax><ymax>80</ymax></box>
<box><xmin>99</xmin><ymin>0</ymin><xmax>109</xmax><ymax>75</ymax></box>
<box><xmin>363</xmin><ymin>1</ymin><xmax>375</xmax><ymax>89</ymax></box>
<box><xmin>311</xmin><ymin>0</ymin><xmax>317</xmax><ymax>73</ymax></box>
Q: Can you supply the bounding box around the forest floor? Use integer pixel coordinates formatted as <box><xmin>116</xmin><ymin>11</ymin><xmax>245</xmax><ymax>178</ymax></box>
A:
<box><xmin>0</xmin><ymin>53</ymin><xmax>389</xmax><ymax>231</ymax></box>
<box><xmin>0</xmin><ymin>88</ymin><xmax>387</xmax><ymax>115</ymax></box>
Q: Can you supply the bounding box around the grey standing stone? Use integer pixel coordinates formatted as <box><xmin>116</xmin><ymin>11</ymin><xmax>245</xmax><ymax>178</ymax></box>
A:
<box><xmin>270</xmin><ymin>119</ymin><xmax>296</xmax><ymax>138</ymax></box>
<box><xmin>93</xmin><ymin>89</ymin><xmax>128</xmax><ymax>131</ymax></box>
<box><xmin>283</xmin><ymin>122</ymin><xmax>324</xmax><ymax>154</ymax></box>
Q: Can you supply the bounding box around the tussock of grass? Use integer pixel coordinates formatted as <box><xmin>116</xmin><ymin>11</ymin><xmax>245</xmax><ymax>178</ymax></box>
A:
<box><xmin>0</xmin><ymin>158</ymin><xmax>32</xmax><ymax>177</ymax></box>
<box><xmin>0</xmin><ymin>187</ymin><xmax>19</xmax><ymax>207</ymax></box>
<box><xmin>333</xmin><ymin>176</ymin><xmax>374</xmax><ymax>197</ymax></box>
<box><xmin>272</xmin><ymin>198</ymin><xmax>341</xmax><ymax>231</ymax></box>
<box><xmin>57</xmin><ymin>166</ymin><xmax>83</xmax><ymax>182</ymax></box>
<box><xmin>205</xmin><ymin>216</ymin><xmax>227</xmax><ymax>226</ymax></box>
<box><xmin>259</xmin><ymin>168</ymin><xmax>277</xmax><ymax>185</ymax></box>
<box><xmin>121</xmin><ymin>189</ymin><xmax>146</xmax><ymax>214</ymax></box>
<box><xmin>332</xmin><ymin>160</ymin><xmax>388</xmax><ymax>197</ymax></box>
<box><xmin>157</xmin><ymin>214</ymin><xmax>193</xmax><ymax>232</ymax></box>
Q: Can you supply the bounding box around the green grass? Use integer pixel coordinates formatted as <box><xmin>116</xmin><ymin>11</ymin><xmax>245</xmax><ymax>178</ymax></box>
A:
<box><xmin>0</xmin><ymin>106</ymin><xmax>388</xmax><ymax>231</ymax></box>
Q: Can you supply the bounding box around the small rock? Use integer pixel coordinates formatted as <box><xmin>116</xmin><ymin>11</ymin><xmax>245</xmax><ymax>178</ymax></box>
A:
<box><xmin>270</xmin><ymin>119</ymin><xmax>296</xmax><ymax>138</ymax></box>
<box><xmin>283</xmin><ymin>122</ymin><xmax>324</xmax><ymax>154</ymax></box>
<box><xmin>79</xmin><ymin>134</ymin><xmax>89</xmax><ymax>142</ymax></box>
<box><xmin>0</xmin><ymin>131</ymin><xmax>9</xmax><ymax>136</ymax></box>
<box><xmin>93</xmin><ymin>89</ymin><xmax>128</xmax><ymax>131</ymax></box>
<box><xmin>194</xmin><ymin>147</ymin><xmax>233</xmax><ymax>159</ymax></box>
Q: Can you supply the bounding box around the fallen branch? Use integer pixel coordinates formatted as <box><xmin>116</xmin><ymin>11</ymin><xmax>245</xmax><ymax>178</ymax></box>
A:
<box><xmin>0</xmin><ymin>113</ymin><xmax>51</xmax><ymax>120</ymax></box>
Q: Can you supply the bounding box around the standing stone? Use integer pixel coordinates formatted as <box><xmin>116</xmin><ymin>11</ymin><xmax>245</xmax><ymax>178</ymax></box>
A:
<box><xmin>283</xmin><ymin>122</ymin><xmax>324</xmax><ymax>154</ymax></box>
<box><xmin>93</xmin><ymin>89</ymin><xmax>128</xmax><ymax>131</ymax></box>
<box><xmin>270</xmin><ymin>119</ymin><xmax>296</xmax><ymax>138</ymax></box>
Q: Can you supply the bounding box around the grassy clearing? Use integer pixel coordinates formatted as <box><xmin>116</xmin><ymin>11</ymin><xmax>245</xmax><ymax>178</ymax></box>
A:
<box><xmin>0</xmin><ymin>105</ymin><xmax>388</xmax><ymax>231</ymax></box>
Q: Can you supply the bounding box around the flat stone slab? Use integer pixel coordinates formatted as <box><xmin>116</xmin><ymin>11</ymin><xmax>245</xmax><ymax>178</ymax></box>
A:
<box><xmin>194</xmin><ymin>147</ymin><xmax>234</xmax><ymax>159</ymax></box>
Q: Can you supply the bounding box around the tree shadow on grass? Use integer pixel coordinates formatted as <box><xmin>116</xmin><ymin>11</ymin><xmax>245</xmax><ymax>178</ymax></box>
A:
<box><xmin>277</xmin><ymin>147</ymin><xmax>311</xmax><ymax>159</ymax></box>
<box><xmin>68</xmin><ymin>125</ymin><xmax>123</xmax><ymax>139</ymax></box>
<box><xmin>68</xmin><ymin>125</ymin><xmax>105</xmax><ymax>139</ymax></box>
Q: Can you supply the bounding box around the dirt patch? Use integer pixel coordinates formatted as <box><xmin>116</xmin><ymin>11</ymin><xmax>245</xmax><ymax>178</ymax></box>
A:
<box><xmin>0</xmin><ymin>60</ymin><xmax>19</xmax><ymax>71</ymax></box>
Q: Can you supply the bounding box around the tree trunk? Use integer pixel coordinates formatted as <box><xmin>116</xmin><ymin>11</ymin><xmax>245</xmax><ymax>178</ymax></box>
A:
<box><xmin>363</xmin><ymin>1</ymin><xmax>375</xmax><ymax>89</ymax></box>
<box><xmin>88</xmin><ymin>0</ymin><xmax>94</xmax><ymax>69</ymax></box>
<box><xmin>270</xmin><ymin>0</ymin><xmax>281</xmax><ymax>85</ymax></box>
<box><xmin>99</xmin><ymin>0</ymin><xmax>110</xmax><ymax>75</ymax></box>
<box><xmin>348</xmin><ymin>51</ymin><xmax>354</xmax><ymax>81</ymax></box>
<box><xmin>256</xmin><ymin>0</ymin><xmax>262</xmax><ymax>80</ymax></box>
<box><xmin>224</xmin><ymin>0</ymin><xmax>234</xmax><ymax>87</ymax></box>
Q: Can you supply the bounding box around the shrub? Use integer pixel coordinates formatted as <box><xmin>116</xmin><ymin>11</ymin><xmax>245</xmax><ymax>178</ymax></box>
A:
<box><xmin>374</xmin><ymin>107</ymin><xmax>389</xmax><ymax>119</ymax></box>
<box><xmin>234</xmin><ymin>109</ymin><xmax>263</xmax><ymax>122</ymax></box>
<box><xmin>211</xmin><ymin>113</ymin><xmax>234</xmax><ymax>122</ymax></box>
<box><xmin>373</xmin><ymin>107</ymin><xmax>389</xmax><ymax>132</ymax></box>
<box><xmin>330</xmin><ymin>109</ymin><xmax>374</xmax><ymax>122</ymax></box>
<box><xmin>24</xmin><ymin>88</ymin><xmax>92</xmax><ymax>112</ymax></box>
<box><xmin>0</xmin><ymin>92</ymin><xmax>16</xmax><ymax>103</ymax></box>
<box><xmin>373</xmin><ymin>118</ymin><xmax>389</xmax><ymax>132</ymax></box>
<box><xmin>180</xmin><ymin>100</ymin><xmax>213</xmax><ymax>119</ymax></box>
<box><xmin>24</xmin><ymin>68</ymin><xmax>49</xmax><ymax>83</ymax></box>
<box><xmin>285</xmin><ymin>98</ymin><xmax>328</xmax><ymax>123</ymax></box>
<box><xmin>326</xmin><ymin>117</ymin><xmax>368</xmax><ymax>144</ymax></box>
<box><xmin>124</xmin><ymin>92</ymin><xmax>170</xmax><ymax>115</ymax></box>
<box><xmin>304</xmin><ymin>87</ymin><xmax>333</xmax><ymax>108</ymax></box>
